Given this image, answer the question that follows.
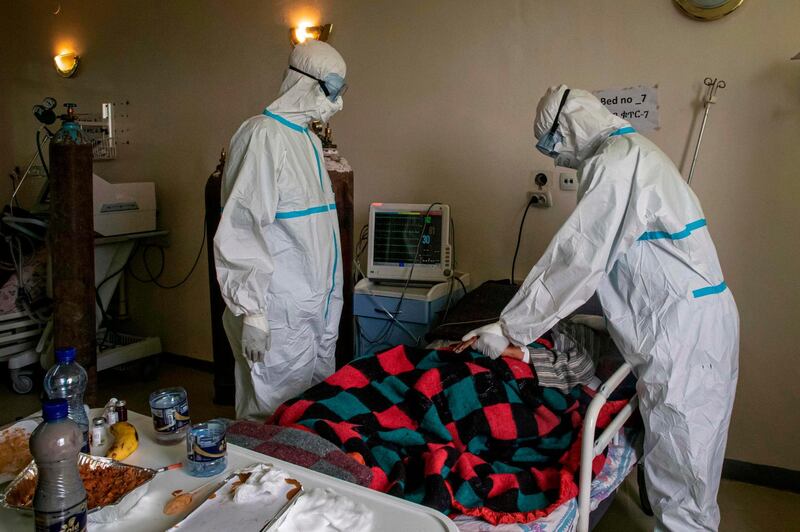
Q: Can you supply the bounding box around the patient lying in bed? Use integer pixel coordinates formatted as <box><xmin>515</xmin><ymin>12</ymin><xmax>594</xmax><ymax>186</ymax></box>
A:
<box><xmin>269</xmin><ymin>335</ymin><xmax>634</xmax><ymax>525</ymax></box>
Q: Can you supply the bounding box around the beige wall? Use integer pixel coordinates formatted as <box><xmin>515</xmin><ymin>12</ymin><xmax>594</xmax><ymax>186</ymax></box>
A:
<box><xmin>2</xmin><ymin>1</ymin><xmax>798</xmax><ymax>470</ymax></box>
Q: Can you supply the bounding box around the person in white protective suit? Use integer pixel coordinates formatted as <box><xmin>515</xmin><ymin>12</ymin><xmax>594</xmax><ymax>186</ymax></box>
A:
<box><xmin>456</xmin><ymin>85</ymin><xmax>739</xmax><ymax>531</ymax></box>
<box><xmin>215</xmin><ymin>40</ymin><xmax>346</xmax><ymax>421</ymax></box>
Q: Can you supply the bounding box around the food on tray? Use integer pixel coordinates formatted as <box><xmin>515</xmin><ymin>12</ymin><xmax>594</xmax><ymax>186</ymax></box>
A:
<box><xmin>5</xmin><ymin>462</ymin><xmax>151</xmax><ymax>510</ymax></box>
<box><xmin>229</xmin><ymin>471</ymin><xmax>252</xmax><ymax>496</ymax></box>
<box><xmin>285</xmin><ymin>478</ymin><xmax>302</xmax><ymax>500</ymax></box>
<box><xmin>163</xmin><ymin>490</ymin><xmax>194</xmax><ymax>515</ymax></box>
<box><xmin>105</xmin><ymin>421</ymin><xmax>139</xmax><ymax>461</ymax></box>
<box><xmin>0</xmin><ymin>428</ymin><xmax>32</xmax><ymax>478</ymax></box>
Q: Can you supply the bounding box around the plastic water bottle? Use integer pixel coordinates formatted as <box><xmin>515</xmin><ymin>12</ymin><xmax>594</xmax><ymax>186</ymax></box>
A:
<box><xmin>186</xmin><ymin>419</ymin><xmax>227</xmax><ymax>477</ymax></box>
<box><xmin>44</xmin><ymin>347</ymin><xmax>90</xmax><ymax>453</ymax></box>
<box><xmin>30</xmin><ymin>399</ymin><xmax>88</xmax><ymax>532</ymax></box>
<box><xmin>149</xmin><ymin>387</ymin><xmax>190</xmax><ymax>445</ymax></box>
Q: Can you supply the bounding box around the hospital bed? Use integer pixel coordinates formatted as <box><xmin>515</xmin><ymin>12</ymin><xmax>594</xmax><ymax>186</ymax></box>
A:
<box><xmin>429</xmin><ymin>360</ymin><xmax>640</xmax><ymax>532</ymax></box>
<box><xmin>424</xmin><ymin>281</ymin><xmax>644</xmax><ymax>531</ymax></box>
<box><xmin>225</xmin><ymin>276</ymin><xmax>645</xmax><ymax>530</ymax></box>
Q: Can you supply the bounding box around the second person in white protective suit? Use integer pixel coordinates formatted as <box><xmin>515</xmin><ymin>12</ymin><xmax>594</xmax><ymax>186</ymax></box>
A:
<box><xmin>215</xmin><ymin>40</ymin><xmax>346</xmax><ymax>421</ymax></box>
<box><xmin>458</xmin><ymin>85</ymin><xmax>739</xmax><ymax>531</ymax></box>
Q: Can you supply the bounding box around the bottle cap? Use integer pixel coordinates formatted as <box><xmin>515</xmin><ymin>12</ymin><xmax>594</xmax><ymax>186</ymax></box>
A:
<box><xmin>42</xmin><ymin>399</ymin><xmax>69</xmax><ymax>421</ymax></box>
<box><xmin>55</xmin><ymin>347</ymin><xmax>77</xmax><ymax>363</ymax></box>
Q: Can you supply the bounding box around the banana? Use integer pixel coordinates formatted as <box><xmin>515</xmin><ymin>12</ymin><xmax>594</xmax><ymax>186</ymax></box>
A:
<box><xmin>106</xmin><ymin>421</ymin><xmax>139</xmax><ymax>461</ymax></box>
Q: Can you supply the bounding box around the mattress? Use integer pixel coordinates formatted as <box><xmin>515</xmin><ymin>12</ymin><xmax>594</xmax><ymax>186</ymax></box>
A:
<box><xmin>452</xmin><ymin>428</ymin><xmax>640</xmax><ymax>532</ymax></box>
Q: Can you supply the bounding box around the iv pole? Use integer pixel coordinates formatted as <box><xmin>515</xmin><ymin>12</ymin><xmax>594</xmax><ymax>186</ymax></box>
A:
<box><xmin>687</xmin><ymin>77</ymin><xmax>726</xmax><ymax>185</ymax></box>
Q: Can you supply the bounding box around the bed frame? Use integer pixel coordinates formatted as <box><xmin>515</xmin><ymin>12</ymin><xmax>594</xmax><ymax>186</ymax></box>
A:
<box><xmin>578</xmin><ymin>361</ymin><xmax>639</xmax><ymax>532</ymax></box>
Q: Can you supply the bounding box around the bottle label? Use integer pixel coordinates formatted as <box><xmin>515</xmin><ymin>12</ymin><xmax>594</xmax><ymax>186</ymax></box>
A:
<box><xmin>35</xmin><ymin>499</ymin><xmax>87</xmax><ymax>532</ymax></box>
<box><xmin>188</xmin><ymin>434</ymin><xmax>227</xmax><ymax>463</ymax></box>
<box><xmin>151</xmin><ymin>398</ymin><xmax>190</xmax><ymax>433</ymax></box>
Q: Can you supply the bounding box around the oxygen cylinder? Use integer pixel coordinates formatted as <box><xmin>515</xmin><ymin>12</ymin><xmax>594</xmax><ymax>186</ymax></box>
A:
<box><xmin>49</xmin><ymin>103</ymin><xmax>97</xmax><ymax>403</ymax></box>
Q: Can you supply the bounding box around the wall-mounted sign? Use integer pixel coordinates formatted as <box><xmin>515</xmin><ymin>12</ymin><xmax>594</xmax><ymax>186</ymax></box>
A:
<box><xmin>593</xmin><ymin>85</ymin><xmax>660</xmax><ymax>131</ymax></box>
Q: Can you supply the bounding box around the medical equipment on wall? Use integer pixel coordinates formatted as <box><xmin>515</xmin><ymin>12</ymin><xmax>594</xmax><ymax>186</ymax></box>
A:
<box><xmin>687</xmin><ymin>77</ymin><xmax>726</xmax><ymax>185</ymax></box>
<box><xmin>354</xmin><ymin>274</ymin><xmax>469</xmax><ymax>358</ymax></box>
<box><xmin>78</xmin><ymin>103</ymin><xmax>117</xmax><ymax>160</ymax></box>
<box><xmin>367</xmin><ymin>203</ymin><xmax>452</xmax><ymax>283</ymax></box>
<box><xmin>93</xmin><ymin>174</ymin><xmax>157</xmax><ymax>236</ymax></box>
<box><xmin>32</xmin><ymin>97</ymin><xmax>120</xmax><ymax>162</ymax></box>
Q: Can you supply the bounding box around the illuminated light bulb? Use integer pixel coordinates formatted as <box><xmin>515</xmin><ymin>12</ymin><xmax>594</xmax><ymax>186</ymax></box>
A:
<box><xmin>294</xmin><ymin>23</ymin><xmax>311</xmax><ymax>44</ymax></box>
<box><xmin>54</xmin><ymin>51</ymin><xmax>79</xmax><ymax>77</ymax></box>
<box><xmin>289</xmin><ymin>23</ymin><xmax>332</xmax><ymax>46</ymax></box>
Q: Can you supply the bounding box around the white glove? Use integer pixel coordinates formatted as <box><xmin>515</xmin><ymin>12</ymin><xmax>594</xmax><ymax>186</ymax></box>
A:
<box><xmin>242</xmin><ymin>314</ymin><xmax>270</xmax><ymax>363</ymax></box>
<box><xmin>462</xmin><ymin>322</ymin><xmax>511</xmax><ymax>360</ymax></box>
<box><xmin>569</xmin><ymin>314</ymin><xmax>607</xmax><ymax>332</ymax></box>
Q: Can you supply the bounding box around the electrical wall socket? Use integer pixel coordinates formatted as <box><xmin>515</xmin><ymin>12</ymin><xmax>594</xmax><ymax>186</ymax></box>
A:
<box><xmin>528</xmin><ymin>190</ymin><xmax>552</xmax><ymax>208</ymax></box>
<box><xmin>559</xmin><ymin>172</ymin><xmax>578</xmax><ymax>191</ymax></box>
<box><xmin>532</xmin><ymin>171</ymin><xmax>550</xmax><ymax>188</ymax></box>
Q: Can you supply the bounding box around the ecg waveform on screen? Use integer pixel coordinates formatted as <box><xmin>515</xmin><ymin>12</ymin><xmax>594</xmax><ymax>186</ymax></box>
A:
<box><xmin>373</xmin><ymin>212</ymin><xmax>442</xmax><ymax>265</ymax></box>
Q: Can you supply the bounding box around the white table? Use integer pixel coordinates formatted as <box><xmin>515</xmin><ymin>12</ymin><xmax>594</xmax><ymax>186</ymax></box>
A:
<box><xmin>1</xmin><ymin>411</ymin><xmax>457</xmax><ymax>531</ymax></box>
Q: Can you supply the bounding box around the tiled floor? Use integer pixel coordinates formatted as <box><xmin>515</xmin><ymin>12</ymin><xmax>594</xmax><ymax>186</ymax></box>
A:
<box><xmin>3</xmin><ymin>361</ymin><xmax>798</xmax><ymax>530</ymax></box>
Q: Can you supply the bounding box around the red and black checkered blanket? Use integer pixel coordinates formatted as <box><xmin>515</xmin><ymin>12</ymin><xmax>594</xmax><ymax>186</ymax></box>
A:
<box><xmin>271</xmin><ymin>345</ymin><xmax>629</xmax><ymax>524</ymax></box>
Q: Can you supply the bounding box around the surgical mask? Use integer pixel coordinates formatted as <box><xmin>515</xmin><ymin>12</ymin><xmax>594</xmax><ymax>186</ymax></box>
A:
<box><xmin>536</xmin><ymin>88</ymin><xmax>571</xmax><ymax>158</ymax></box>
<box><xmin>289</xmin><ymin>66</ymin><xmax>348</xmax><ymax>102</ymax></box>
<box><xmin>313</xmin><ymin>97</ymin><xmax>343</xmax><ymax>124</ymax></box>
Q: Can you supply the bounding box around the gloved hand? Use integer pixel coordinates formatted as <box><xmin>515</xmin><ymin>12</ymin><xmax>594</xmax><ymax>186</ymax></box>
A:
<box><xmin>456</xmin><ymin>322</ymin><xmax>511</xmax><ymax>359</ymax></box>
<box><xmin>242</xmin><ymin>314</ymin><xmax>270</xmax><ymax>363</ymax></box>
<box><xmin>569</xmin><ymin>314</ymin><xmax>607</xmax><ymax>332</ymax></box>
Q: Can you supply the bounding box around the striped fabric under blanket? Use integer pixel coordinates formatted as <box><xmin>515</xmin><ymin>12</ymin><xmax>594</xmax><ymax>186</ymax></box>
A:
<box><xmin>528</xmin><ymin>322</ymin><xmax>618</xmax><ymax>393</ymax></box>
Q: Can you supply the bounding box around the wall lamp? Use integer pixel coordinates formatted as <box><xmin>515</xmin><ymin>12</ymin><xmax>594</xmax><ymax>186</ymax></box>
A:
<box><xmin>54</xmin><ymin>51</ymin><xmax>80</xmax><ymax>78</ymax></box>
<box><xmin>290</xmin><ymin>23</ymin><xmax>332</xmax><ymax>45</ymax></box>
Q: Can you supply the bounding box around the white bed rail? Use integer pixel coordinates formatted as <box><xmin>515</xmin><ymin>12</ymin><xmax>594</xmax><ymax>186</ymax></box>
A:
<box><xmin>577</xmin><ymin>361</ymin><xmax>638</xmax><ymax>532</ymax></box>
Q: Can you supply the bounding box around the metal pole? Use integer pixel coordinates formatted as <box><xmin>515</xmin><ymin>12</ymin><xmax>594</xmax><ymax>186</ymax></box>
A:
<box><xmin>687</xmin><ymin>78</ymin><xmax>725</xmax><ymax>185</ymax></box>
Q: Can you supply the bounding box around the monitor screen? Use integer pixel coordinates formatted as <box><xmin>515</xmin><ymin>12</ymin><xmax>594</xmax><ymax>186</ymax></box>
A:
<box><xmin>372</xmin><ymin>210</ymin><xmax>442</xmax><ymax>266</ymax></box>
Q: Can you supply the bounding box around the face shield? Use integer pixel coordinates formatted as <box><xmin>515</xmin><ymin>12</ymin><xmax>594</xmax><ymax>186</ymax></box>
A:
<box><xmin>289</xmin><ymin>66</ymin><xmax>348</xmax><ymax>102</ymax></box>
<box><xmin>535</xmin><ymin>88</ymin><xmax>571</xmax><ymax>158</ymax></box>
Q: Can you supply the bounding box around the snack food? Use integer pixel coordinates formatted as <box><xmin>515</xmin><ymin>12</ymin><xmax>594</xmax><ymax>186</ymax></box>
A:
<box><xmin>105</xmin><ymin>421</ymin><xmax>139</xmax><ymax>461</ymax></box>
<box><xmin>5</xmin><ymin>462</ymin><xmax>150</xmax><ymax>510</ymax></box>
<box><xmin>0</xmin><ymin>428</ymin><xmax>32</xmax><ymax>478</ymax></box>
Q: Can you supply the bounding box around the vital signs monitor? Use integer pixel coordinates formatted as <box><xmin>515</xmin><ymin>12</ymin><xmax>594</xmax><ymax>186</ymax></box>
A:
<box><xmin>367</xmin><ymin>203</ymin><xmax>452</xmax><ymax>283</ymax></box>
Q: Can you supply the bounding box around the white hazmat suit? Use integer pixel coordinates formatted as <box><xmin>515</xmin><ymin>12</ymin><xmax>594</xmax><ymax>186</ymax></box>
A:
<box><xmin>469</xmin><ymin>86</ymin><xmax>739</xmax><ymax>531</ymax></box>
<box><xmin>215</xmin><ymin>41</ymin><xmax>345</xmax><ymax>421</ymax></box>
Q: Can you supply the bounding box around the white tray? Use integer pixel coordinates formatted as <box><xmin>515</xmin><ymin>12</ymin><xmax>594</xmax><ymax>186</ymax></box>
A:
<box><xmin>167</xmin><ymin>467</ymin><xmax>296</xmax><ymax>532</ymax></box>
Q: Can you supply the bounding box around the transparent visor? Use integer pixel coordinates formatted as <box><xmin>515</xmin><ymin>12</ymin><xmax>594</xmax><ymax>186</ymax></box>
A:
<box><xmin>535</xmin><ymin>88</ymin><xmax>570</xmax><ymax>158</ymax></box>
<box><xmin>536</xmin><ymin>130</ymin><xmax>563</xmax><ymax>157</ymax></box>
<box><xmin>289</xmin><ymin>66</ymin><xmax>348</xmax><ymax>102</ymax></box>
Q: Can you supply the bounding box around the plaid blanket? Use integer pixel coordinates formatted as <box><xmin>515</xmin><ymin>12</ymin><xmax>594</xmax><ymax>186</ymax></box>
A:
<box><xmin>225</xmin><ymin>421</ymin><xmax>373</xmax><ymax>487</ymax></box>
<box><xmin>271</xmin><ymin>346</ymin><xmax>629</xmax><ymax>524</ymax></box>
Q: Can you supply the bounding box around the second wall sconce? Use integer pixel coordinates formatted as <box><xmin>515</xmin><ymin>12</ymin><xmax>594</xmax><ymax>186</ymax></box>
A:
<box><xmin>290</xmin><ymin>23</ymin><xmax>332</xmax><ymax>46</ymax></box>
